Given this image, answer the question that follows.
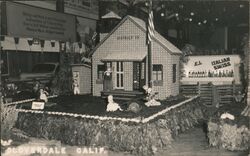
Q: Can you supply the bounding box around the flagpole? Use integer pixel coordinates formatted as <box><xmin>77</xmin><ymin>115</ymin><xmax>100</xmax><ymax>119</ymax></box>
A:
<box><xmin>148</xmin><ymin>40</ymin><xmax>152</xmax><ymax>87</ymax></box>
<box><xmin>147</xmin><ymin>0</ymin><xmax>153</xmax><ymax>88</ymax></box>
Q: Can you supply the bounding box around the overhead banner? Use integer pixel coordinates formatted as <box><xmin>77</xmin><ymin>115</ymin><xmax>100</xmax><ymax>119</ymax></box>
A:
<box><xmin>6</xmin><ymin>2</ymin><xmax>76</xmax><ymax>42</ymax></box>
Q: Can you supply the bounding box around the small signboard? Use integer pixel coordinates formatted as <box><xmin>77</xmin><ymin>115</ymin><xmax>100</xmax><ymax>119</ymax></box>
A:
<box><xmin>32</xmin><ymin>101</ymin><xmax>45</xmax><ymax>110</ymax></box>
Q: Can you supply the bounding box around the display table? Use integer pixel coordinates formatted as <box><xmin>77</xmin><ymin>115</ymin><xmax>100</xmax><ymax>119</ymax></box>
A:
<box><xmin>15</xmin><ymin>96</ymin><xmax>204</xmax><ymax>155</ymax></box>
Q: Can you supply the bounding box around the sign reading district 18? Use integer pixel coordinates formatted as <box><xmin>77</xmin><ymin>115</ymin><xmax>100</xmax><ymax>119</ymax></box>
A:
<box><xmin>183</xmin><ymin>55</ymin><xmax>241</xmax><ymax>77</ymax></box>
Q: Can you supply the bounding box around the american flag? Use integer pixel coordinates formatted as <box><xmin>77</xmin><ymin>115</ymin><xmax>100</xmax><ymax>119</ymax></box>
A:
<box><xmin>147</xmin><ymin>5</ymin><xmax>155</xmax><ymax>44</ymax></box>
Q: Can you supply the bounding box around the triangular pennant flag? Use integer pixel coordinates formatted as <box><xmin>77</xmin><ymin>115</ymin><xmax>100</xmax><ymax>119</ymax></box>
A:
<box><xmin>51</xmin><ymin>40</ymin><xmax>55</xmax><ymax>47</ymax></box>
<box><xmin>0</xmin><ymin>36</ymin><xmax>5</xmax><ymax>41</ymax></box>
<box><xmin>27</xmin><ymin>38</ymin><xmax>33</xmax><ymax>46</ymax></box>
<box><xmin>40</xmin><ymin>40</ymin><xmax>45</xmax><ymax>48</ymax></box>
<box><xmin>14</xmin><ymin>37</ymin><xmax>19</xmax><ymax>44</ymax></box>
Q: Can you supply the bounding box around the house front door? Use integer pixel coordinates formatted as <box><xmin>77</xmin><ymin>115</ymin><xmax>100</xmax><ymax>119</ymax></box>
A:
<box><xmin>115</xmin><ymin>61</ymin><xmax>124</xmax><ymax>89</ymax></box>
<box><xmin>133</xmin><ymin>62</ymin><xmax>146</xmax><ymax>91</ymax></box>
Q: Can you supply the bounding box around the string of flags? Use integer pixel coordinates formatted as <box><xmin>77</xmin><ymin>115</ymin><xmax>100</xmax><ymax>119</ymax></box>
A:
<box><xmin>0</xmin><ymin>35</ymin><xmax>86</xmax><ymax>53</ymax></box>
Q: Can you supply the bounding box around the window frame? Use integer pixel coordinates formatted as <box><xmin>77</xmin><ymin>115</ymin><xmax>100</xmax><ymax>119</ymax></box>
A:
<box><xmin>96</xmin><ymin>64</ymin><xmax>106</xmax><ymax>83</ymax></box>
<box><xmin>172</xmin><ymin>64</ymin><xmax>177</xmax><ymax>83</ymax></box>
<box><xmin>152</xmin><ymin>64</ymin><xmax>163</xmax><ymax>86</ymax></box>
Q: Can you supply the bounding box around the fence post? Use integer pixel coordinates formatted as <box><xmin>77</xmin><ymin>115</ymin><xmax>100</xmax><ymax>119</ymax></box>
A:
<box><xmin>232</xmin><ymin>80</ymin><xmax>236</xmax><ymax>102</ymax></box>
<box><xmin>197</xmin><ymin>82</ymin><xmax>201</xmax><ymax>95</ymax></box>
<box><xmin>212</xmin><ymin>84</ymin><xmax>219</xmax><ymax>107</ymax></box>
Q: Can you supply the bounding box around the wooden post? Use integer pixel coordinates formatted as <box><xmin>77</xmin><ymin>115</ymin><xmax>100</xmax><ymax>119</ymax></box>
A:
<box><xmin>232</xmin><ymin>80</ymin><xmax>236</xmax><ymax>98</ymax></box>
<box><xmin>212</xmin><ymin>84</ymin><xmax>219</xmax><ymax>107</ymax></box>
<box><xmin>197</xmin><ymin>82</ymin><xmax>201</xmax><ymax>95</ymax></box>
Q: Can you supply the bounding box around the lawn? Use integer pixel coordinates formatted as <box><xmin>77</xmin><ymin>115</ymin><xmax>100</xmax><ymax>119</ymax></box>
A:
<box><xmin>17</xmin><ymin>94</ymin><xmax>187</xmax><ymax>118</ymax></box>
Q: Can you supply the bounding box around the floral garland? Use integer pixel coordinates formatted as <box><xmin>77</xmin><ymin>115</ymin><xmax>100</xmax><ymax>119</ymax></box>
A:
<box><xmin>15</xmin><ymin>96</ymin><xmax>199</xmax><ymax>124</ymax></box>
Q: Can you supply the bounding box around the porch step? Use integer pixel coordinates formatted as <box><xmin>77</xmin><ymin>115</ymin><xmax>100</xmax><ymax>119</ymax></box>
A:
<box><xmin>101</xmin><ymin>90</ymin><xmax>144</xmax><ymax>100</ymax></box>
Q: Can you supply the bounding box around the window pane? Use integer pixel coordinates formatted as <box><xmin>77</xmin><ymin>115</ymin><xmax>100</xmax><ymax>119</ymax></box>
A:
<box><xmin>153</xmin><ymin>64</ymin><xmax>163</xmax><ymax>81</ymax></box>
<box><xmin>117</xmin><ymin>74</ymin><xmax>119</xmax><ymax>87</ymax></box>
<box><xmin>121</xmin><ymin>62</ymin><xmax>123</xmax><ymax>71</ymax></box>
<box><xmin>158</xmin><ymin>71</ymin><xmax>162</xmax><ymax>80</ymax></box>
<box><xmin>173</xmin><ymin>64</ymin><xmax>176</xmax><ymax>83</ymax></box>
<box><xmin>121</xmin><ymin>74</ymin><xmax>123</xmax><ymax>87</ymax></box>
<box><xmin>116</xmin><ymin>62</ymin><xmax>119</xmax><ymax>72</ymax></box>
<box><xmin>153</xmin><ymin>72</ymin><xmax>157</xmax><ymax>80</ymax></box>
<box><xmin>97</xmin><ymin>65</ymin><xmax>105</xmax><ymax>79</ymax></box>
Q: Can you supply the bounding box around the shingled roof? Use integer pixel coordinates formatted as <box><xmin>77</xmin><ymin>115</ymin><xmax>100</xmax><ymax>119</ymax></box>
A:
<box><xmin>90</xmin><ymin>15</ymin><xmax>182</xmax><ymax>56</ymax></box>
<box><xmin>128</xmin><ymin>16</ymin><xmax>182</xmax><ymax>54</ymax></box>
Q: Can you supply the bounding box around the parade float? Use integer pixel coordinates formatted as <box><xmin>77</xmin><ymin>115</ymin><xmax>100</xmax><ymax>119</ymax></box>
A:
<box><xmin>11</xmin><ymin>15</ymin><xmax>207</xmax><ymax>155</ymax></box>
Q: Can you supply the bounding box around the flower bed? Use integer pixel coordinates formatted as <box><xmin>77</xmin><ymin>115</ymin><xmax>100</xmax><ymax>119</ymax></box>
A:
<box><xmin>208</xmin><ymin>116</ymin><xmax>250</xmax><ymax>151</ymax></box>
<box><xmin>15</xmin><ymin>96</ymin><xmax>204</xmax><ymax>155</ymax></box>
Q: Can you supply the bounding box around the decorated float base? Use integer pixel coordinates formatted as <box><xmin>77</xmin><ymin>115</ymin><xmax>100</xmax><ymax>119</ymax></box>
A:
<box><xmin>207</xmin><ymin>101</ymin><xmax>250</xmax><ymax>151</ymax></box>
<box><xmin>208</xmin><ymin>117</ymin><xmax>250</xmax><ymax>151</ymax></box>
<box><xmin>15</xmin><ymin>96</ymin><xmax>205</xmax><ymax>155</ymax></box>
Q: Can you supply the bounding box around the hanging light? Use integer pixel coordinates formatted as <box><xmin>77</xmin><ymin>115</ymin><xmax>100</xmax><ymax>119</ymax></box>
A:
<box><xmin>175</xmin><ymin>13</ymin><xmax>179</xmax><ymax>17</ymax></box>
<box><xmin>190</xmin><ymin>12</ymin><xmax>194</xmax><ymax>16</ymax></box>
<box><xmin>198</xmin><ymin>22</ymin><xmax>202</xmax><ymax>26</ymax></box>
<box><xmin>161</xmin><ymin>12</ymin><xmax>165</xmax><ymax>17</ymax></box>
<box><xmin>239</xmin><ymin>4</ymin><xmax>244</xmax><ymax>8</ymax></box>
<box><xmin>179</xmin><ymin>4</ymin><xmax>184</xmax><ymax>9</ymax></box>
<box><xmin>189</xmin><ymin>18</ymin><xmax>193</xmax><ymax>22</ymax></box>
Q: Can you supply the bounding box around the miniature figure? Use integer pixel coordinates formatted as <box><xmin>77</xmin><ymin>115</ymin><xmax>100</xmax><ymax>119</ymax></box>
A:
<box><xmin>234</xmin><ymin>91</ymin><xmax>244</xmax><ymax>103</ymax></box>
<box><xmin>39</xmin><ymin>88</ymin><xmax>49</xmax><ymax>102</ymax></box>
<box><xmin>143</xmin><ymin>85</ymin><xmax>161</xmax><ymax>107</ymax></box>
<box><xmin>103</xmin><ymin>67</ymin><xmax>112</xmax><ymax>91</ymax></box>
<box><xmin>72</xmin><ymin>79</ymin><xmax>80</xmax><ymax>95</ymax></box>
<box><xmin>106</xmin><ymin>95</ymin><xmax>123</xmax><ymax>112</ymax></box>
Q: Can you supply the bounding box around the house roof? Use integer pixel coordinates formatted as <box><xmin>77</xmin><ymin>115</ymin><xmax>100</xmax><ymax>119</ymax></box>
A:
<box><xmin>101</xmin><ymin>11</ymin><xmax>121</xmax><ymax>19</ymax></box>
<box><xmin>102</xmin><ymin>51</ymin><xmax>147</xmax><ymax>62</ymax></box>
<box><xmin>129</xmin><ymin>16</ymin><xmax>182</xmax><ymax>54</ymax></box>
<box><xmin>90</xmin><ymin>15</ymin><xmax>182</xmax><ymax>57</ymax></box>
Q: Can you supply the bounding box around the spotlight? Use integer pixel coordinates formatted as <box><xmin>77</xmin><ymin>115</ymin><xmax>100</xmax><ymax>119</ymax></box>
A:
<box><xmin>198</xmin><ymin>22</ymin><xmax>202</xmax><ymax>26</ymax></box>
<box><xmin>189</xmin><ymin>18</ymin><xmax>192</xmax><ymax>22</ymax></box>
<box><xmin>190</xmin><ymin>12</ymin><xmax>194</xmax><ymax>16</ymax></box>
<box><xmin>175</xmin><ymin>13</ymin><xmax>179</xmax><ymax>17</ymax></box>
<box><xmin>215</xmin><ymin>18</ymin><xmax>219</xmax><ymax>21</ymax></box>
<box><xmin>161</xmin><ymin>13</ymin><xmax>165</xmax><ymax>17</ymax></box>
<box><xmin>203</xmin><ymin>20</ymin><xmax>207</xmax><ymax>24</ymax></box>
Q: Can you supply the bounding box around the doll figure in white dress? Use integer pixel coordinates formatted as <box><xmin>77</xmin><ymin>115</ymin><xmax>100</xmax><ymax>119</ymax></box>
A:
<box><xmin>72</xmin><ymin>79</ymin><xmax>80</xmax><ymax>95</ymax></box>
<box><xmin>106</xmin><ymin>95</ymin><xmax>123</xmax><ymax>112</ymax></box>
<box><xmin>39</xmin><ymin>88</ymin><xmax>49</xmax><ymax>103</ymax></box>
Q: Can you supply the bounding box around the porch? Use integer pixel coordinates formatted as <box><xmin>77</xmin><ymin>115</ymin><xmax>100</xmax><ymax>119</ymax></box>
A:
<box><xmin>101</xmin><ymin>89</ymin><xmax>144</xmax><ymax>100</ymax></box>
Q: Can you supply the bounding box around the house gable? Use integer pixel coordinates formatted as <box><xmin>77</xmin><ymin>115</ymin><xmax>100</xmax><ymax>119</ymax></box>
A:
<box><xmin>91</xmin><ymin>16</ymin><xmax>182</xmax><ymax>58</ymax></box>
<box><xmin>92</xmin><ymin>16</ymin><xmax>148</xmax><ymax>61</ymax></box>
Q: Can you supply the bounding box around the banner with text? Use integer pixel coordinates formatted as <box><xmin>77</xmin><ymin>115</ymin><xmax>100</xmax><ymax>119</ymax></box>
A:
<box><xmin>6</xmin><ymin>2</ymin><xmax>76</xmax><ymax>42</ymax></box>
